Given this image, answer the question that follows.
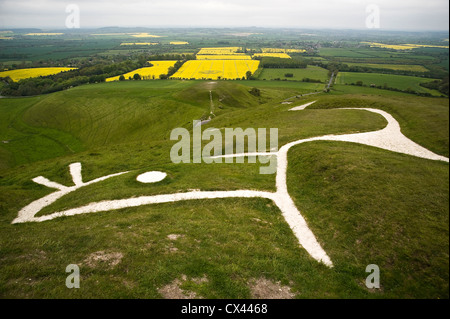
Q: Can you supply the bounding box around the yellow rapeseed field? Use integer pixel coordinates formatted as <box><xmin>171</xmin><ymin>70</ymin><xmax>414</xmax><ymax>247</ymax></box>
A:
<box><xmin>362</xmin><ymin>42</ymin><xmax>419</xmax><ymax>50</ymax></box>
<box><xmin>345</xmin><ymin>63</ymin><xmax>429</xmax><ymax>72</ymax></box>
<box><xmin>171</xmin><ymin>60</ymin><xmax>260</xmax><ymax>80</ymax></box>
<box><xmin>91</xmin><ymin>33</ymin><xmax>133</xmax><ymax>36</ymax></box>
<box><xmin>120</xmin><ymin>43</ymin><xmax>159</xmax><ymax>46</ymax></box>
<box><xmin>253</xmin><ymin>53</ymin><xmax>292</xmax><ymax>59</ymax></box>
<box><xmin>25</xmin><ymin>33</ymin><xmax>64</xmax><ymax>36</ymax></box>
<box><xmin>197</xmin><ymin>47</ymin><xmax>242</xmax><ymax>55</ymax></box>
<box><xmin>106</xmin><ymin>61</ymin><xmax>177</xmax><ymax>82</ymax></box>
<box><xmin>196</xmin><ymin>55</ymin><xmax>251</xmax><ymax>60</ymax></box>
<box><xmin>404</xmin><ymin>44</ymin><xmax>449</xmax><ymax>49</ymax></box>
<box><xmin>91</xmin><ymin>33</ymin><xmax>164</xmax><ymax>37</ymax></box>
<box><xmin>130</xmin><ymin>33</ymin><xmax>163</xmax><ymax>38</ymax></box>
<box><xmin>362</xmin><ymin>42</ymin><xmax>449</xmax><ymax>50</ymax></box>
<box><xmin>262</xmin><ymin>48</ymin><xmax>306</xmax><ymax>53</ymax></box>
<box><xmin>170</xmin><ymin>41</ymin><xmax>189</xmax><ymax>45</ymax></box>
<box><xmin>0</xmin><ymin>67</ymin><xmax>76</xmax><ymax>81</ymax></box>
<box><xmin>286</xmin><ymin>49</ymin><xmax>307</xmax><ymax>53</ymax></box>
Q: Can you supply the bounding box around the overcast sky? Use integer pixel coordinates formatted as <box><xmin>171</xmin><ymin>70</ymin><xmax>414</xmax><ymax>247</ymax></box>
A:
<box><xmin>0</xmin><ymin>0</ymin><xmax>448</xmax><ymax>31</ymax></box>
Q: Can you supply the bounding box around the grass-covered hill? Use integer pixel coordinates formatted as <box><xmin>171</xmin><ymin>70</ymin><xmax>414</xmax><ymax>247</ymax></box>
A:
<box><xmin>0</xmin><ymin>80</ymin><xmax>448</xmax><ymax>298</ymax></box>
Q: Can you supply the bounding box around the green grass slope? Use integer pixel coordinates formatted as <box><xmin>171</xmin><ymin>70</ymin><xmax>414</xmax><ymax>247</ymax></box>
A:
<box><xmin>288</xmin><ymin>142</ymin><xmax>448</xmax><ymax>298</ymax></box>
<box><xmin>0</xmin><ymin>80</ymin><xmax>448</xmax><ymax>298</ymax></box>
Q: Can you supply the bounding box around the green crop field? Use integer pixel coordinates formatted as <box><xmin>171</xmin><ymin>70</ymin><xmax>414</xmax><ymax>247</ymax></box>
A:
<box><xmin>319</xmin><ymin>48</ymin><xmax>378</xmax><ymax>58</ymax></box>
<box><xmin>239</xmin><ymin>80</ymin><xmax>326</xmax><ymax>95</ymax></box>
<box><xmin>336</xmin><ymin>72</ymin><xmax>443</xmax><ymax>96</ymax></box>
<box><xmin>318</xmin><ymin>48</ymin><xmax>415</xmax><ymax>59</ymax></box>
<box><xmin>343</xmin><ymin>63</ymin><xmax>429</xmax><ymax>72</ymax></box>
<box><xmin>257</xmin><ymin>66</ymin><xmax>329</xmax><ymax>82</ymax></box>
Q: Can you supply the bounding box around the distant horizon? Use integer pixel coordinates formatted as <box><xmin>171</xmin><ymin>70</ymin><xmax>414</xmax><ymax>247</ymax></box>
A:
<box><xmin>1</xmin><ymin>0</ymin><xmax>448</xmax><ymax>32</ymax></box>
<box><xmin>1</xmin><ymin>26</ymin><xmax>449</xmax><ymax>34</ymax></box>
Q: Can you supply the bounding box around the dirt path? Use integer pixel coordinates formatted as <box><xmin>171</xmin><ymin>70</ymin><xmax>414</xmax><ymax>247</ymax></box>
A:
<box><xmin>326</xmin><ymin>72</ymin><xmax>335</xmax><ymax>90</ymax></box>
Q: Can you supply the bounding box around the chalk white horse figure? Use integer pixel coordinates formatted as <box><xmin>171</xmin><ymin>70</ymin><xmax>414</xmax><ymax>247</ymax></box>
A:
<box><xmin>12</xmin><ymin>108</ymin><xmax>449</xmax><ymax>268</ymax></box>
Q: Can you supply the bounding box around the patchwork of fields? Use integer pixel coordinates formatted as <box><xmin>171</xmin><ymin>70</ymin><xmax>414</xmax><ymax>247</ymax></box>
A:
<box><xmin>120</xmin><ymin>42</ymin><xmax>158</xmax><ymax>46</ymax></box>
<box><xmin>253</xmin><ymin>53</ymin><xmax>292</xmax><ymax>59</ymax></box>
<box><xmin>262</xmin><ymin>48</ymin><xmax>306</xmax><ymax>53</ymax></box>
<box><xmin>196</xmin><ymin>55</ymin><xmax>251</xmax><ymax>60</ymax></box>
<box><xmin>258</xmin><ymin>66</ymin><xmax>329</xmax><ymax>82</ymax></box>
<box><xmin>25</xmin><ymin>33</ymin><xmax>63</xmax><ymax>36</ymax></box>
<box><xmin>0</xmin><ymin>67</ymin><xmax>77</xmax><ymax>81</ymax></box>
<box><xmin>336</xmin><ymin>72</ymin><xmax>442</xmax><ymax>95</ymax></box>
<box><xmin>197</xmin><ymin>47</ymin><xmax>242</xmax><ymax>55</ymax></box>
<box><xmin>362</xmin><ymin>42</ymin><xmax>450</xmax><ymax>50</ymax></box>
<box><xmin>171</xmin><ymin>60</ymin><xmax>260</xmax><ymax>80</ymax></box>
<box><xmin>343</xmin><ymin>63</ymin><xmax>429</xmax><ymax>72</ymax></box>
<box><xmin>106</xmin><ymin>61</ymin><xmax>177</xmax><ymax>81</ymax></box>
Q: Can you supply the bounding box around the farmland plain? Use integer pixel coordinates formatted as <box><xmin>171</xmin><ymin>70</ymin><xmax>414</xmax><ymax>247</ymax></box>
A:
<box><xmin>342</xmin><ymin>63</ymin><xmax>429</xmax><ymax>72</ymax></box>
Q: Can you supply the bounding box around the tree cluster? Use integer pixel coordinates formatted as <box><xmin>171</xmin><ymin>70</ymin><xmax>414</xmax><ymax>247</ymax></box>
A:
<box><xmin>1</xmin><ymin>57</ymin><xmax>163</xmax><ymax>96</ymax></box>
<box><xmin>420</xmin><ymin>77</ymin><xmax>449</xmax><ymax>96</ymax></box>
<box><xmin>256</xmin><ymin>57</ymin><xmax>308</xmax><ymax>69</ymax></box>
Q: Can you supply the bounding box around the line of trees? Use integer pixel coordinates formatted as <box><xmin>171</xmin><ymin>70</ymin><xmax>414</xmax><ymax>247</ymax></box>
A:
<box><xmin>0</xmin><ymin>54</ymin><xmax>194</xmax><ymax>96</ymax></box>
<box><xmin>314</xmin><ymin>61</ymin><xmax>447</xmax><ymax>79</ymax></box>
<box><xmin>420</xmin><ymin>77</ymin><xmax>449</xmax><ymax>96</ymax></box>
<box><xmin>346</xmin><ymin>80</ymin><xmax>447</xmax><ymax>97</ymax></box>
<box><xmin>256</xmin><ymin>57</ymin><xmax>308</xmax><ymax>69</ymax></box>
<box><xmin>1</xmin><ymin>60</ymin><xmax>146</xmax><ymax>96</ymax></box>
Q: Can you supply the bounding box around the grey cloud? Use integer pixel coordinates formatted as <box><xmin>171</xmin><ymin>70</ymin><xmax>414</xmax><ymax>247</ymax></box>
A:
<box><xmin>0</xmin><ymin>0</ymin><xmax>448</xmax><ymax>30</ymax></box>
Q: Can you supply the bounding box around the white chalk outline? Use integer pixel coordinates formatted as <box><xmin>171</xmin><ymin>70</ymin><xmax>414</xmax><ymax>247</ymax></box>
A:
<box><xmin>11</xmin><ymin>108</ymin><xmax>449</xmax><ymax>268</ymax></box>
<box><xmin>289</xmin><ymin>101</ymin><xmax>317</xmax><ymax>111</ymax></box>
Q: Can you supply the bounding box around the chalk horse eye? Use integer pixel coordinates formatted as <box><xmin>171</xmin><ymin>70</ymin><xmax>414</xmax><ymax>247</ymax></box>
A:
<box><xmin>136</xmin><ymin>171</ymin><xmax>167</xmax><ymax>184</ymax></box>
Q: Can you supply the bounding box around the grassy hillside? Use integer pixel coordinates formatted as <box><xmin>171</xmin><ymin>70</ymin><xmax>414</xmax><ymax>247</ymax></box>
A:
<box><xmin>0</xmin><ymin>97</ymin><xmax>84</xmax><ymax>170</ymax></box>
<box><xmin>0</xmin><ymin>81</ymin><xmax>272</xmax><ymax>170</ymax></box>
<box><xmin>0</xmin><ymin>79</ymin><xmax>448</xmax><ymax>298</ymax></box>
<box><xmin>288</xmin><ymin>142</ymin><xmax>449</xmax><ymax>298</ymax></box>
<box><xmin>22</xmin><ymin>81</ymin><xmax>204</xmax><ymax>148</ymax></box>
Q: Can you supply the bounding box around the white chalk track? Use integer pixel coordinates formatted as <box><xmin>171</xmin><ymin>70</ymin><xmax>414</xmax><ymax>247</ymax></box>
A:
<box><xmin>11</xmin><ymin>108</ymin><xmax>449</xmax><ymax>268</ymax></box>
